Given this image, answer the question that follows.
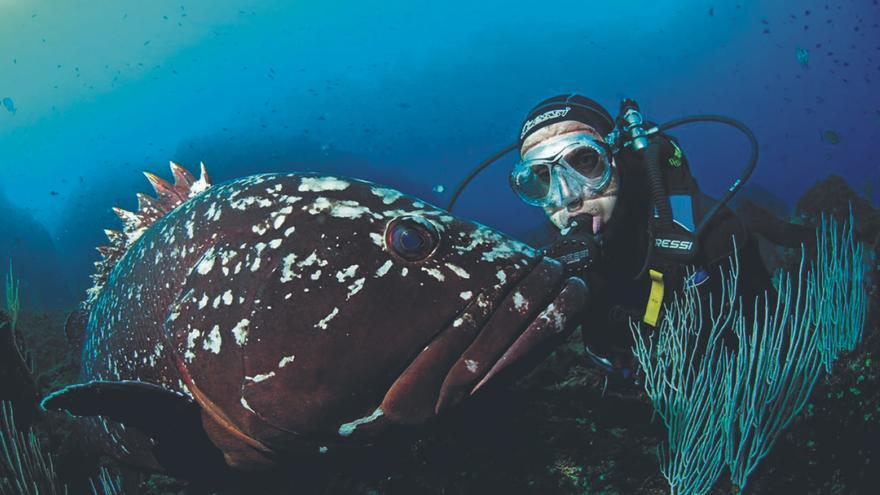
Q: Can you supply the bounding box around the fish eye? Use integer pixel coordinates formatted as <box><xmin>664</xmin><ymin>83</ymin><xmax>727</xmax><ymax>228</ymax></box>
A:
<box><xmin>385</xmin><ymin>216</ymin><xmax>441</xmax><ymax>262</ymax></box>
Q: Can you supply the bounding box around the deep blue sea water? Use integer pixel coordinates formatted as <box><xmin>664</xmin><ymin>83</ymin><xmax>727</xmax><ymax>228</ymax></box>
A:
<box><xmin>0</xmin><ymin>0</ymin><xmax>877</xmax><ymax>307</ymax></box>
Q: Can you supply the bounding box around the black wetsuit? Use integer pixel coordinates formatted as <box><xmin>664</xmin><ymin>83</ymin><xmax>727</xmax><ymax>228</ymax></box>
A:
<box><xmin>539</xmin><ymin>134</ymin><xmax>775</xmax><ymax>372</ymax></box>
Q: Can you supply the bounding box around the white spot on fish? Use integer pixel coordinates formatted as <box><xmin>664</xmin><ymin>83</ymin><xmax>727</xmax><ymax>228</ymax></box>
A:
<box><xmin>513</xmin><ymin>291</ymin><xmax>527</xmax><ymax>312</ymax></box>
<box><xmin>230</xmin><ymin>195</ymin><xmax>272</xmax><ymax>211</ymax></box>
<box><xmin>280</xmin><ymin>254</ymin><xmax>299</xmax><ymax>282</ymax></box>
<box><xmin>347</xmin><ymin>278</ymin><xmax>366</xmax><ymax>299</ymax></box>
<box><xmin>316</xmin><ymin>307</ymin><xmax>339</xmax><ymax>330</ymax></box>
<box><xmin>331</xmin><ymin>202</ymin><xmax>373</xmax><ymax>219</ymax></box>
<box><xmin>370</xmin><ymin>187</ymin><xmax>403</xmax><ymax>204</ymax></box>
<box><xmin>278</xmin><ymin>355</ymin><xmax>296</xmax><ymax>368</ymax></box>
<box><xmin>273</xmin><ymin>215</ymin><xmax>286</xmax><ymax>230</ymax></box>
<box><xmin>252</xmin><ymin>223</ymin><xmax>269</xmax><ymax>236</ymax></box>
<box><xmin>307</xmin><ymin>197</ymin><xmax>377</xmax><ymax>219</ymax></box>
<box><xmin>422</xmin><ymin>267</ymin><xmax>445</xmax><ymax>281</ymax></box>
<box><xmin>540</xmin><ymin>303</ymin><xmax>565</xmax><ymax>331</ymax></box>
<box><xmin>298</xmin><ymin>177</ymin><xmax>350</xmax><ymax>192</ymax></box>
<box><xmin>496</xmin><ymin>270</ymin><xmax>507</xmax><ymax>284</ymax></box>
<box><xmin>246</xmin><ymin>372</ymin><xmax>276</xmax><ymax>383</ymax></box>
<box><xmin>338</xmin><ymin>407</ymin><xmax>384</xmax><ymax>437</ymax></box>
<box><xmin>196</xmin><ymin>248</ymin><xmax>216</xmax><ymax>275</ymax></box>
<box><xmin>460</xmin><ymin>291</ymin><xmax>473</xmax><ymax>300</ymax></box>
<box><xmin>445</xmin><ymin>263</ymin><xmax>471</xmax><ymax>279</ymax></box>
<box><xmin>241</xmin><ymin>397</ymin><xmax>255</xmax><ymax>413</ymax></box>
<box><xmin>465</xmin><ymin>359</ymin><xmax>479</xmax><ymax>373</ymax></box>
<box><xmin>482</xmin><ymin>243</ymin><xmax>528</xmax><ymax>262</ymax></box>
<box><xmin>232</xmin><ymin>319</ymin><xmax>250</xmax><ymax>346</ymax></box>
<box><xmin>375</xmin><ymin>260</ymin><xmax>393</xmax><ymax>278</ymax></box>
<box><xmin>203</xmin><ymin>325</ymin><xmax>222</xmax><ymax>354</ymax></box>
<box><xmin>298</xmin><ymin>251</ymin><xmax>328</xmax><ymax>268</ymax></box>
<box><xmin>222</xmin><ymin>290</ymin><xmax>233</xmax><ymax>306</ymax></box>
<box><xmin>336</xmin><ymin>264</ymin><xmax>358</xmax><ymax>282</ymax></box>
<box><xmin>185</xmin><ymin>329</ymin><xmax>202</xmax><ymax>362</ymax></box>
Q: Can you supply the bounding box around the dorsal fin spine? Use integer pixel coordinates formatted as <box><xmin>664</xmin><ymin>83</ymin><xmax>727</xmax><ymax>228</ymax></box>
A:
<box><xmin>83</xmin><ymin>163</ymin><xmax>213</xmax><ymax>309</ymax></box>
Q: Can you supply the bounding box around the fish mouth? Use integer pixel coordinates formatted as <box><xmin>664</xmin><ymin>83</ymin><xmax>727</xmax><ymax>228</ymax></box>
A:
<box><xmin>379</xmin><ymin>256</ymin><xmax>588</xmax><ymax>425</ymax></box>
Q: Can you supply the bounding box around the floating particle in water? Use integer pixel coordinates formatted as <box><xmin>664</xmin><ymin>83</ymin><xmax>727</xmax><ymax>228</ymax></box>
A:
<box><xmin>796</xmin><ymin>47</ymin><xmax>809</xmax><ymax>68</ymax></box>
<box><xmin>821</xmin><ymin>130</ymin><xmax>841</xmax><ymax>145</ymax></box>
<box><xmin>1</xmin><ymin>97</ymin><xmax>16</xmax><ymax>115</ymax></box>
<box><xmin>708</xmin><ymin>7</ymin><xmax>714</xmax><ymax>16</ymax></box>
<box><xmin>433</xmin><ymin>184</ymin><xmax>445</xmax><ymax>194</ymax></box>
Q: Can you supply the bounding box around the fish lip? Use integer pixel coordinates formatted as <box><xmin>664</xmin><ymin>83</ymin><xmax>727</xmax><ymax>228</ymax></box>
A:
<box><xmin>433</xmin><ymin>256</ymin><xmax>577</xmax><ymax>413</ymax></box>
<box><xmin>468</xmin><ymin>275</ymin><xmax>588</xmax><ymax>396</ymax></box>
<box><xmin>379</xmin><ymin>254</ymin><xmax>585</xmax><ymax>426</ymax></box>
<box><xmin>377</xmin><ymin>253</ymin><xmax>547</xmax><ymax>425</ymax></box>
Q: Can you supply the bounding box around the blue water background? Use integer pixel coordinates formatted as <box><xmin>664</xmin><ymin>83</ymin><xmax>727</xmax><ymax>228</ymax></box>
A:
<box><xmin>0</xmin><ymin>0</ymin><xmax>877</xmax><ymax>307</ymax></box>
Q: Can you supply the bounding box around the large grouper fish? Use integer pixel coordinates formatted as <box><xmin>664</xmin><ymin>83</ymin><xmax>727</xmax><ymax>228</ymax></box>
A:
<box><xmin>41</xmin><ymin>163</ymin><xmax>587</xmax><ymax>476</ymax></box>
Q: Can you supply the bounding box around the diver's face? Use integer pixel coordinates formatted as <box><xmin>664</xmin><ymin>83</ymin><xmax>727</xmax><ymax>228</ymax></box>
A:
<box><xmin>520</xmin><ymin>121</ymin><xmax>619</xmax><ymax>233</ymax></box>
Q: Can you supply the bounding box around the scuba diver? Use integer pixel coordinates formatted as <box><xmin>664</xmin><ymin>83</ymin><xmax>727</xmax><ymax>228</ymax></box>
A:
<box><xmin>449</xmin><ymin>93</ymin><xmax>813</xmax><ymax>379</ymax></box>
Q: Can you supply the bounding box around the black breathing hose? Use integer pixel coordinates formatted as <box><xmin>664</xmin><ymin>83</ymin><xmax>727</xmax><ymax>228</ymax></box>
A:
<box><xmin>446</xmin><ymin>143</ymin><xmax>518</xmax><ymax>212</ymax></box>
<box><xmin>654</xmin><ymin>115</ymin><xmax>759</xmax><ymax>236</ymax></box>
<box><xmin>641</xmin><ymin>141</ymin><xmax>673</xmax><ymax>230</ymax></box>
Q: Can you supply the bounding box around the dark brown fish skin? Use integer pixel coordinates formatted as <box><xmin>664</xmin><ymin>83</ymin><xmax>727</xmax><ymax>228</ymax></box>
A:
<box><xmin>69</xmin><ymin>171</ymin><xmax>586</xmax><ymax>470</ymax></box>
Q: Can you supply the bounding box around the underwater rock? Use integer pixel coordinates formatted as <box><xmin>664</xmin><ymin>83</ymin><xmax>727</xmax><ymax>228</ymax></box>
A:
<box><xmin>796</xmin><ymin>174</ymin><xmax>880</xmax><ymax>243</ymax></box>
<box><xmin>0</xmin><ymin>190</ymin><xmax>74</xmax><ymax>309</ymax></box>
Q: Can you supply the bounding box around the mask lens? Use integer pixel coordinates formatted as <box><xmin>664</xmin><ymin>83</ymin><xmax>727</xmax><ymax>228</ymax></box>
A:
<box><xmin>511</xmin><ymin>163</ymin><xmax>551</xmax><ymax>203</ymax></box>
<box><xmin>563</xmin><ymin>145</ymin><xmax>604</xmax><ymax>180</ymax></box>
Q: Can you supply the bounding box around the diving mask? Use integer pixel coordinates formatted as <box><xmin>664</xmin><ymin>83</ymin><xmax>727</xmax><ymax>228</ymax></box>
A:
<box><xmin>510</xmin><ymin>134</ymin><xmax>614</xmax><ymax>208</ymax></box>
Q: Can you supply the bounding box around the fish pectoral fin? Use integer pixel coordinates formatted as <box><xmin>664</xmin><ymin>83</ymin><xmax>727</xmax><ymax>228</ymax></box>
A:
<box><xmin>41</xmin><ymin>380</ymin><xmax>229</xmax><ymax>479</ymax></box>
<box><xmin>41</xmin><ymin>380</ymin><xmax>194</xmax><ymax>423</ymax></box>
